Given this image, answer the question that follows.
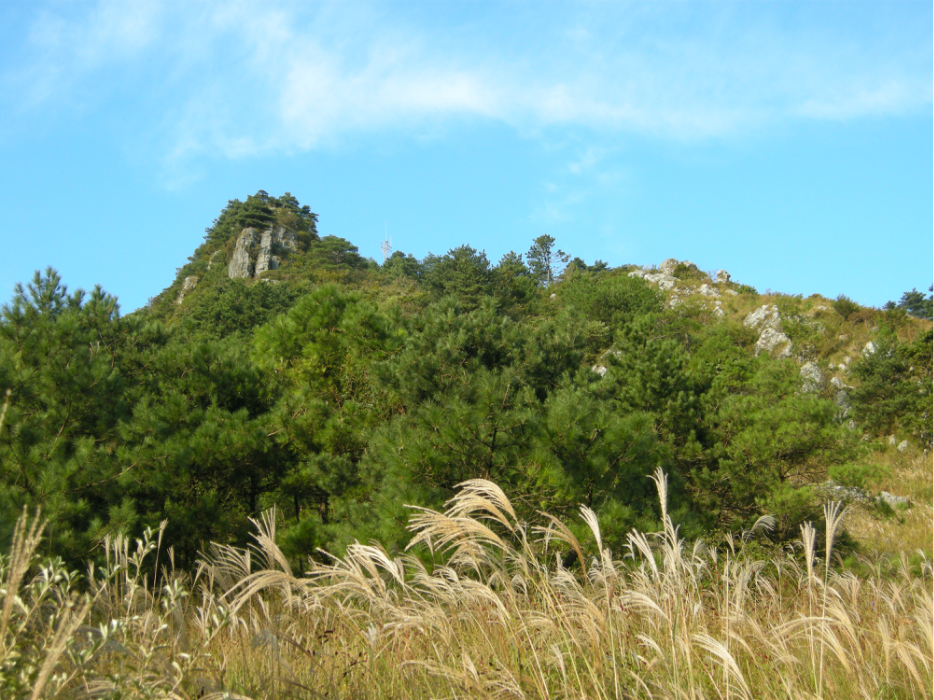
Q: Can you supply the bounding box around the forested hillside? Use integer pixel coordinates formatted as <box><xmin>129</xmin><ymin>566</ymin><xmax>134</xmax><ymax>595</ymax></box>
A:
<box><xmin>1</xmin><ymin>191</ymin><xmax>931</xmax><ymax>569</ymax></box>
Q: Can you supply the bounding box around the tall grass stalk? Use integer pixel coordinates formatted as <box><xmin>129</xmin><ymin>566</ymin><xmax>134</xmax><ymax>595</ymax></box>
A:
<box><xmin>818</xmin><ymin>501</ymin><xmax>846</xmax><ymax>700</ymax></box>
<box><xmin>1</xmin><ymin>473</ymin><xmax>930</xmax><ymax>699</ymax></box>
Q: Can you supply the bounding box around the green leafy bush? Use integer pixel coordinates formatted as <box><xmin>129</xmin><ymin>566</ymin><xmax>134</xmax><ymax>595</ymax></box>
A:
<box><xmin>832</xmin><ymin>294</ymin><xmax>861</xmax><ymax>321</ymax></box>
<box><xmin>849</xmin><ymin>330</ymin><xmax>933</xmax><ymax>445</ymax></box>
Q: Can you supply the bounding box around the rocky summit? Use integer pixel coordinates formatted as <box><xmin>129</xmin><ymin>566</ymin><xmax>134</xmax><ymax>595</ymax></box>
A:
<box><xmin>228</xmin><ymin>225</ymin><xmax>299</xmax><ymax>279</ymax></box>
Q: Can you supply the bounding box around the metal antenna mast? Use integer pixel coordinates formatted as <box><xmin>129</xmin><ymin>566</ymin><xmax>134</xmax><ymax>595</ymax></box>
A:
<box><xmin>381</xmin><ymin>223</ymin><xmax>392</xmax><ymax>262</ymax></box>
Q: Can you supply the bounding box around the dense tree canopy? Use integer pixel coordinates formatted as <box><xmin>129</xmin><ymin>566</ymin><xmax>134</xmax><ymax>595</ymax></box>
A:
<box><xmin>1</xmin><ymin>192</ymin><xmax>928</xmax><ymax>570</ymax></box>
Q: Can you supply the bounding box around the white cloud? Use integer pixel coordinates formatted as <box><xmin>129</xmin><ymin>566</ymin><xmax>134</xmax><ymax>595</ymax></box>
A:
<box><xmin>4</xmin><ymin>0</ymin><xmax>930</xmax><ymax>163</ymax></box>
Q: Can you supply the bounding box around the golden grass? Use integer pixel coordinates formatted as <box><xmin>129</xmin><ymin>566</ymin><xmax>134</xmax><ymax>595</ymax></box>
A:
<box><xmin>2</xmin><ymin>468</ymin><xmax>931</xmax><ymax>700</ymax></box>
<box><xmin>845</xmin><ymin>448</ymin><xmax>933</xmax><ymax>560</ymax></box>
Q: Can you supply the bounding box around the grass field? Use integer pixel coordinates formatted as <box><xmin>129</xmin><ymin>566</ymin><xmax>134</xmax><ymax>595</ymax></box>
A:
<box><xmin>2</xmin><ymin>460</ymin><xmax>930</xmax><ymax>700</ymax></box>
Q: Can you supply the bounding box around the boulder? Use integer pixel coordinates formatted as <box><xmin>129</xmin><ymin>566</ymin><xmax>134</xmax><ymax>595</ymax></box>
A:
<box><xmin>817</xmin><ymin>480</ymin><xmax>873</xmax><ymax>506</ymax></box>
<box><xmin>878</xmin><ymin>491</ymin><xmax>910</xmax><ymax>510</ymax></box>
<box><xmin>862</xmin><ymin>341</ymin><xmax>876</xmax><ymax>356</ymax></box>
<box><xmin>648</xmin><ymin>273</ymin><xmax>678</xmax><ymax>291</ymax></box>
<box><xmin>629</xmin><ymin>269</ymin><xmax>679</xmax><ymax>291</ymax></box>
<box><xmin>897</xmin><ymin>440</ymin><xmax>909</xmax><ymax>453</ymax></box>
<box><xmin>659</xmin><ymin>258</ymin><xmax>680</xmax><ymax>276</ymax></box>
<box><xmin>887</xmin><ymin>435</ymin><xmax>897</xmax><ymax>446</ymax></box>
<box><xmin>714</xmin><ymin>269</ymin><xmax>731</xmax><ymax>284</ymax></box>
<box><xmin>697</xmin><ymin>283</ymin><xmax>721</xmax><ymax>298</ymax></box>
<box><xmin>755</xmin><ymin>327</ymin><xmax>793</xmax><ymax>358</ymax></box>
<box><xmin>800</xmin><ymin>362</ymin><xmax>823</xmax><ymax>392</ymax></box>
<box><xmin>834</xmin><ymin>389</ymin><xmax>851</xmax><ymax>417</ymax></box>
<box><xmin>592</xmin><ymin>365</ymin><xmax>607</xmax><ymax>378</ymax></box>
<box><xmin>744</xmin><ymin>305</ymin><xmax>793</xmax><ymax>358</ymax></box>
<box><xmin>744</xmin><ymin>304</ymin><xmax>781</xmax><ymax>330</ymax></box>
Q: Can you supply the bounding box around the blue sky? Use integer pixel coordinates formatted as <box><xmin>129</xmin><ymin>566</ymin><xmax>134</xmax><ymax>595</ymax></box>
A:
<box><xmin>1</xmin><ymin>0</ymin><xmax>931</xmax><ymax>312</ymax></box>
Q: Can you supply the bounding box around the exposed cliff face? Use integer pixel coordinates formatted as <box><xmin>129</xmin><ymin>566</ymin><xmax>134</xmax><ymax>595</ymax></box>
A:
<box><xmin>228</xmin><ymin>226</ymin><xmax>299</xmax><ymax>279</ymax></box>
<box><xmin>228</xmin><ymin>227</ymin><xmax>260</xmax><ymax>279</ymax></box>
<box><xmin>175</xmin><ymin>275</ymin><xmax>199</xmax><ymax>305</ymax></box>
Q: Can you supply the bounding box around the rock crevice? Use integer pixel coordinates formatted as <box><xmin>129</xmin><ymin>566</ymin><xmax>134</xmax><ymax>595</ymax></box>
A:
<box><xmin>228</xmin><ymin>225</ymin><xmax>298</xmax><ymax>279</ymax></box>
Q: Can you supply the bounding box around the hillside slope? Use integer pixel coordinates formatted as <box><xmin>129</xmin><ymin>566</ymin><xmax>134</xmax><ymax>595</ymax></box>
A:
<box><xmin>1</xmin><ymin>191</ymin><xmax>930</xmax><ymax>569</ymax></box>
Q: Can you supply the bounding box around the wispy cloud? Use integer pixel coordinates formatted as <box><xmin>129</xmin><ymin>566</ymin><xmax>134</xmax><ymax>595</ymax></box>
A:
<box><xmin>4</xmin><ymin>0</ymin><xmax>930</xmax><ymax>167</ymax></box>
<box><xmin>9</xmin><ymin>0</ymin><xmax>162</xmax><ymax>110</ymax></box>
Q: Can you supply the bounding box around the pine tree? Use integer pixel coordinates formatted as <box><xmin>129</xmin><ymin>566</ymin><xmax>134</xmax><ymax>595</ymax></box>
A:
<box><xmin>897</xmin><ymin>286</ymin><xmax>933</xmax><ymax>320</ymax></box>
<box><xmin>526</xmin><ymin>235</ymin><xmax>569</xmax><ymax>286</ymax></box>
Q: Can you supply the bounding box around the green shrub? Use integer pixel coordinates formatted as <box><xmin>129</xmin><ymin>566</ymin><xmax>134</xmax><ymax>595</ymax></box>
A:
<box><xmin>671</xmin><ymin>263</ymin><xmax>707</xmax><ymax>281</ymax></box>
<box><xmin>828</xmin><ymin>462</ymin><xmax>890</xmax><ymax>490</ymax></box>
<box><xmin>832</xmin><ymin>294</ymin><xmax>861</xmax><ymax>321</ymax></box>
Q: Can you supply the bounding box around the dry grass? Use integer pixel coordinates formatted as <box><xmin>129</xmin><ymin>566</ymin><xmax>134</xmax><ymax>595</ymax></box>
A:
<box><xmin>845</xmin><ymin>447</ymin><xmax>933</xmax><ymax>560</ymax></box>
<box><xmin>2</xmin><ymin>469</ymin><xmax>931</xmax><ymax>700</ymax></box>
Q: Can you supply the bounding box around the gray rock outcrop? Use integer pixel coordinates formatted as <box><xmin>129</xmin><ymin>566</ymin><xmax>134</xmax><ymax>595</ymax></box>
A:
<box><xmin>228</xmin><ymin>227</ymin><xmax>260</xmax><ymax>279</ymax></box>
<box><xmin>862</xmin><ymin>341</ymin><xmax>877</xmax><ymax>356</ymax></box>
<box><xmin>897</xmin><ymin>440</ymin><xmax>909</xmax><ymax>453</ymax></box>
<box><xmin>648</xmin><ymin>272</ymin><xmax>679</xmax><ymax>291</ymax></box>
<box><xmin>714</xmin><ymin>269</ymin><xmax>731</xmax><ymax>284</ymax></box>
<box><xmin>745</xmin><ymin>305</ymin><xmax>792</xmax><ymax>358</ymax></box>
<box><xmin>630</xmin><ymin>259</ymin><xmax>712</xmax><ymax>292</ymax></box>
<box><xmin>744</xmin><ymin>304</ymin><xmax>781</xmax><ymax>330</ymax></box>
<box><xmin>818</xmin><ymin>481</ymin><xmax>911</xmax><ymax>510</ymax></box>
<box><xmin>830</xmin><ymin>376</ymin><xmax>851</xmax><ymax>390</ymax></box>
<box><xmin>228</xmin><ymin>226</ymin><xmax>298</xmax><ymax>280</ymax></box>
<box><xmin>817</xmin><ymin>481</ymin><xmax>873</xmax><ymax>506</ymax></box>
<box><xmin>629</xmin><ymin>268</ymin><xmax>679</xmax><ymax>291</ymax></box>
<box><xmin>755</xmin><ymin>327</ymin><xmax>793</xmax><ymax>358</ymax></box>
<box><xmin>255</xmin><ymin>226</ymin><xmax>298</xmax><ymax>276</ymax></box>
<box><xmin>697</xmin><ymin>283</ymin><xmax>720</xmax><ymax>298</ymax></box>
<box><xmin>176</xmin><ymin>275</ymin><xmax>199</xmax><ymax>305</ymax></box>
<box><xmin>800</xmin><ymin>362</ymin><xmax>823</xmax><ymax>392</ymax></box>
<box><xmin>878</xmin><ymin>491</ymin><xmax>910</xmax><ymax>509</ymax></box>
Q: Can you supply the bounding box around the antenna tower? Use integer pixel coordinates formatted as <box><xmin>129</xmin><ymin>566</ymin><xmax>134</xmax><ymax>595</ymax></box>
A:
<box><xmin>381</xmin><ymin>224</ymin><xmax>392</xmax><ymax>262</ymax></box>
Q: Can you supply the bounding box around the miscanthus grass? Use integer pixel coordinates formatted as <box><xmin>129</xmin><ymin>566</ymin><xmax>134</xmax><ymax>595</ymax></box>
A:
<box><xmin>1</xmin><ymin>469</ymin><xmax>930</xmax><ymax>699</ymax></box>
